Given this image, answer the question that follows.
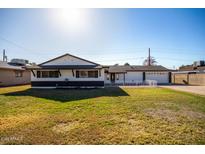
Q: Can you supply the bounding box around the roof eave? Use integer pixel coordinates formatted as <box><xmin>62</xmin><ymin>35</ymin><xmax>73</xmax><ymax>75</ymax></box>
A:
<box><xmin>0</xmin><ymin>67</ymin><xmax>25</xmax><ymax>71</ymax></box>
<box><xmin>39</xmin><ymin>53</ymin><xmax>100</xmax><ymax>66</ymax></box>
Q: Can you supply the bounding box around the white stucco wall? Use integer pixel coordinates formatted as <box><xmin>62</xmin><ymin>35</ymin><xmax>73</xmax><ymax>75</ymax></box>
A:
<box><xmin>104</xmin><ymin>73</ymin><xmax>111</xmax><ymax>84</ymax></box>
<box><xmin>115</xmin><ymin>74</ymin><xmax>125</xmax><ymax>84</ymax></box>
<box><xmin>104</xmin><ymin>72</ymin><xmax>169</xmax><ymax>84</ymax></box>
<box><xmin>104</xmin><ymin>72</ymin><xmax>143</xmax><ymax>84</ymax></box>
<box><xmin>104</xmin><ymin>73</ymin><xmax>125</xmax><ymax>84</ymax></box>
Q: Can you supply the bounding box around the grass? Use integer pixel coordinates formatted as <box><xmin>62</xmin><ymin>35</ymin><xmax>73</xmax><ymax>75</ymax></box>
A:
<box><xmin>0</xmin><ymin>85</ymin><xmax>205</xmax><ymax>144</ymax></box>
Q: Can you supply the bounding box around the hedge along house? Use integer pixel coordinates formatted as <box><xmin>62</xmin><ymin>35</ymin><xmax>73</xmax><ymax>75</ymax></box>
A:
<box><xmin>104</xmin><ymin>65</ymin><xmax>172</xmax><ymax>85</ymax></box>
<box><xmin>28</xmin><ymin>53</ymin><xmax>104</xmax><ymax>88</ymax></box>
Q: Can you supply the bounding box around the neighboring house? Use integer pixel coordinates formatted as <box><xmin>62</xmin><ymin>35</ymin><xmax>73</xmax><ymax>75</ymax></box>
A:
<box><xmin>178</xmin><ymin>66</ymin><xmax>205</xmax><ymax>72</ymax></box>
<box><xmin>0</xmin><ymin>61</ymin><xmax>30</xmax><ymax>86</ymax></box>
<box><xmin>172</xmin><ymin>62</ymin><xmax>205</xmax><ymax>85</ymax></box>
<box><xmin>104</xmin><ymin>65</ymin><xmax>172</xmax><ymax>85</ymax></box>
<box><xmin>178</xmin><ymin>60</ymin><xmax>205</xmax><ymax>73</ymax></box>
<box><xmin>28</xmin><ymin>53</ymin><xmax>172</xmax><ymax>88</ymax></box>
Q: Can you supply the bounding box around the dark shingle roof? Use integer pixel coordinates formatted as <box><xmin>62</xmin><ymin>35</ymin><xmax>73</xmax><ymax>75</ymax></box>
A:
<box><xmin>179</xmin><ymin>65</ymin><xmax>195</xmax><ymax>71</ymax></box>
<box><xmin>108</xmin><ymin>65</ymin><xmax>130</xmax><ymax>73</ymax></box>
<box><xmin>108</xmin><ymin>65</ymin><xmax>170</xmax><ymax>73</ymax></box>
<box><xmin>0</xmin><ymin>61</ymin><xmax>25</xmax><ymax>70</ymax></box>
<box><xmin>179</xmin><ymin>65</ymin><xmax>205</xmax><ymax>71</ymax></box>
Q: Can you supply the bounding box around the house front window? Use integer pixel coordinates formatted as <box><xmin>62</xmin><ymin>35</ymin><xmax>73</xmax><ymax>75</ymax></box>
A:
<box><xmin>106</xmin><ymin>74</ymin><xmax>109</xmax><ymax>80</ymax></box>
<box><xmin>42</xmin><ymin>71</ymin><xmax>49</xmax><ymax>78</ymax></box>
<box><xmin>88</xmin><ymin>71</ymin><xmax>98</xmax><ymax>78</ymax></box>
<box><xmin>15</xmin><ymin>71</ymin><xmax>23</xmax><ymax>77</ymax></box>
<box><xmin>49</xmin><ymin>71</ymin><xmax>59</xmax><ymax>77</ymax></box>
<box><xmin>37</xmin><ymin>71</ymin><xmax>59</xmax><ymax>78</ymax></box>
<box><xmin>79</xmin><ymin>71</ymin><xmax>88</xmax><ymax>78</ymax></box>
<box><xmin>76</xmin><ymin>70</ymin><xmax>98</xmax><ymax>78</ymax></box>
<box><xmin>116</xmin><ymin>74</ymin><xmax>119</xmax><ymax>80</ymax></box>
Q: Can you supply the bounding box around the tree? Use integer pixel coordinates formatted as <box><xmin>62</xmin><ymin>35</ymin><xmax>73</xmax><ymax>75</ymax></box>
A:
<box><xmin>143</xmin><ymin>56</ymin><xmax>157</xmax><ymax>66</ymax></box>
<box><xmin>124</xmin><ymin>62</ymin><xmax>130</xmax><ymax>66</ymax></box>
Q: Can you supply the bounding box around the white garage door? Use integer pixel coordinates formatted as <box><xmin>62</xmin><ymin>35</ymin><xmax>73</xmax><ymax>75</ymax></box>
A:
<box><xmin>125</xmin><ymin>72</ymin><xmax>143</xmax><ymax>83</ymax></box>
<box><xmin>145</xmin><ymin>72</ymin><xmax>169</xmax><ymax>84</ymax></box>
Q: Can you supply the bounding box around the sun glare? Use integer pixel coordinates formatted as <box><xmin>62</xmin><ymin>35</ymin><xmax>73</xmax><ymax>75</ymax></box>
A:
<box><xmin>58</xmin><ymin>9</ymin><xmax>87</xmax><ymax>30</ymax></box>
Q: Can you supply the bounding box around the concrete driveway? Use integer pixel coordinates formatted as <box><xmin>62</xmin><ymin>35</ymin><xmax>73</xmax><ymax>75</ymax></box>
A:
<box><xmin>160</xmin><ymin>85</ymin><xmax>205</xmax><ymax>96</ymax></box>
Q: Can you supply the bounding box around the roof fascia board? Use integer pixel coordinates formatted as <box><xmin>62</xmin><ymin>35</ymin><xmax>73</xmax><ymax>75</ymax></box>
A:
<box><xmin>39</xmin><ymin>53</ymin><xmax>100</xmax><ymax>66</ymax></box>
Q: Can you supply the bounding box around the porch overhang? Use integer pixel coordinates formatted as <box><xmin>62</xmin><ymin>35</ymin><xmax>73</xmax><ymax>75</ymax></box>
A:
<box><xmin>26</xmin><ymin>65</ymin><xmax>102</xmax><ymax>70</ymax></box>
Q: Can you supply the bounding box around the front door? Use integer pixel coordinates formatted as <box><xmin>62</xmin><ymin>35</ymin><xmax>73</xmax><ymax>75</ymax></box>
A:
<box><xmin>110</xmin><ymin>73</ymin><xmax>115</xmax><ymax>83</ymax></box>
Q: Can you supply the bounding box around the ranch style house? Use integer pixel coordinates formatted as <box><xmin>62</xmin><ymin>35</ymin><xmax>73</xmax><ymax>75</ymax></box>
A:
<box><xmin>28</xmin><ymin>53</ymin><xmax>172</xmax><ymax>88</ymax></box>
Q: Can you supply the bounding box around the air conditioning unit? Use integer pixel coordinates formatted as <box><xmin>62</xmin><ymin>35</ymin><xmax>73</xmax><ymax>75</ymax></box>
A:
<box><xmin>193</xmin><ymin>61</ymin><xmax>205</xmax><ymax>67</ymax></box>
<box><xmin>10</xmin><ymin>59</ymin><xmax>29</xmax><ymax>66</ymax></box>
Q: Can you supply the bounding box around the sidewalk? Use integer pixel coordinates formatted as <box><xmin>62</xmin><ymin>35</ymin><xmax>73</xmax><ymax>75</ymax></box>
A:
<box><xmin>160</xmin><ymin>85</ymin><xmax>205</xmax><ymax>96</ymax></box>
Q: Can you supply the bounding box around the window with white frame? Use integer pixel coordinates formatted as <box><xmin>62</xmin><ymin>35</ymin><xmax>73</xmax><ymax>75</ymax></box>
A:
<box><xmin>76</xmin><ymin>70</ymin><xmax>98</xmax><ymax>78</ymax></box>
<box><xmin>36</xmin><ymin>71</ymin><xmax>59</xmax><ymax>78</ymax></box>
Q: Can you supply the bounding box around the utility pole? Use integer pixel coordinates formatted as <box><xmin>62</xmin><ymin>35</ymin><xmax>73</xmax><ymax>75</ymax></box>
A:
<box><xmin>3</xmin><ymin>49</ymin><xmax>7</xmax><ymax>62</ymax></box>
<box><xmin>148</xmin><ymin>48</ymin><xmax>151</xmax><ymax>66</ymax></box>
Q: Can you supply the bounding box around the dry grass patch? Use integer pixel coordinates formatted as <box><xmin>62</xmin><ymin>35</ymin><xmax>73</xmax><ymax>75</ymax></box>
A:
<box><xmin>52</xmin><ymin>121</ymin><xmax>86</xmax><ymax>134</ymax></box>
<box><xmin>0</xmin><ymin>113</ymin><xmax>44</xmax><ymax>131</ymax></box>
<box><xmin>144</xmin><ymin>108</ymin><xmax>179</xmax><ymax>122</ymax></box>
<box><xmin>181</xmin><ymin>109</ymin><xmax>205</xmax><ymax>120</ymax></box>
<box><xmin>144</xmin><ymin>108</ymin><xmax>205</xmax><ymax>123</ymax></box>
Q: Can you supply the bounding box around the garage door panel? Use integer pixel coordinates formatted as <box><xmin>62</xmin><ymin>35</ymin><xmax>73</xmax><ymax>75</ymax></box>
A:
<box><xmin>146</xmin><ymin>72</ymin><xmax>169</xmax><ymax>83</ymax></box>
<box><xmin>125</xmin><ymin>72</ymin><xmax>143</xmax><ymax>83</ymax></box>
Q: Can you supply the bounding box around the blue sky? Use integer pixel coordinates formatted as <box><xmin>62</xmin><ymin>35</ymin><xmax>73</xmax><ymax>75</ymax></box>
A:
<box><xmin>0</xmin><ymin>8</ymin><xmax>205</xmax><ymax>69</ymax></box>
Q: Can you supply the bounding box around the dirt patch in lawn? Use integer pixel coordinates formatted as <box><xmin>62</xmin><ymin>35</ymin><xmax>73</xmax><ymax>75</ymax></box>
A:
<box><xmin>181</xmin><ymin>109</ymin><xmax>205</xmax><ymax>120</ymax></box>
<box><xmin>52</xmin><ymin>121</ymin><xmax>86</xmax><ymax>134</ymax></box>
<box><xmin>144</xmin><ymin>108</ymin><xmax>205</xmax><ymax>122</ymax></box>
<box><xmin>144</xmin><ymin>109</ymin><xmax>178</xmax><ymax>122</ymax></box>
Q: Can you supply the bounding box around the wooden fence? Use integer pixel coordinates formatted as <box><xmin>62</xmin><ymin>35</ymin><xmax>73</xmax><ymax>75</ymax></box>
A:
<box><xmin>172</xmin><ymin>73</ymin><xmax>205</xmax><ymax>85</ymax></box>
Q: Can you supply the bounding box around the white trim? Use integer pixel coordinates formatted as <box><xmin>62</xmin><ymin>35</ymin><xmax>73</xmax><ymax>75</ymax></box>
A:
<box><xmin>32</xmin><ymin>86</ymin><xmax>105</xmax><ymax>89</ymax></box>
<box><xmin>172</xmin><ymin>70</ymin><xmax>205</xmax><ymax>74</ymax></box>
<box><xmin>31</xmin><ymin>87</ymin><xmax>56</xmax><ymax>89</ymax></box>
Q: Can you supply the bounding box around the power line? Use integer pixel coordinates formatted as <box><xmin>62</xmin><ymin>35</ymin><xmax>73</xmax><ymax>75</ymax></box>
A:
<box><xmin>95</xmin><ymin>57</ymin><xmax>145</xmax><ymax>62</ymax></box>
<box><xmin>155</xmin><ymin>57</ymin><xmax>194</xmax><ymax>62</ymax></box>
<box><xmin>94</xmin><ymin>56</ymin><xmax>195</xmax><ymax>63</ymax></box>
<box><xmin>152</xmin><ymin>47</ymin><xmax>205</xmax><ymax>52</ymax></box>
<box><xmin>26</xmin><ymin>49</ymin><xmax>204</xmax><ymax>56</ymax></box>
<box><xmin>0</xmin><ymin>35</ymin><xmax>33</xmax><ymax>52</ymax></box>
<box><xmin>0</xmin><ymin>35</ymin><xmax>204</xmax><ymax>55</ymax></box>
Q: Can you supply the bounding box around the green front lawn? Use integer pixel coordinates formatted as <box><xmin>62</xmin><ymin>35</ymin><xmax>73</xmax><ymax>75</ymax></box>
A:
<box><xmin>0</xmin><ymin>85</ymin><xmax>205</xmax><ymax>144</ymax></box>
